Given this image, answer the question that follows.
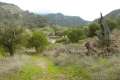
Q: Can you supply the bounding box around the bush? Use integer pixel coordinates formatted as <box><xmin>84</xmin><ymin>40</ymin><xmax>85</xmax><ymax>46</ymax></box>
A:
<box><xmin>67</xmin><ymin>29</ymin><xmax>86</xmax><ymax>43</ymax></box>
<box><xmin>88</xmin><ymin>23</ymin><xmax>100</xmax><ymax>37</ymax></box>
<box><xmin>106</xmin><ymin>19</ymin><xmax>118</xmax><ymax>31</ymax></box>
<box><xmin>28</xmin><ymin>31</ymin><xmax>49</xmax><ymax>53</ymax></box>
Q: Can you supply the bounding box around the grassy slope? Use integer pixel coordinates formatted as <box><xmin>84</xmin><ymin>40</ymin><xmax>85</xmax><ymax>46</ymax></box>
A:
<box><xmin>0</xmin><ymin>54</ymin><xmax>92</xmax><ymax>80</ymax></box>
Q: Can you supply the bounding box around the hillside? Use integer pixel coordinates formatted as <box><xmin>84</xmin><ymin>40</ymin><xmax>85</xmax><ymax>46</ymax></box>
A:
<box><xmin>94</xmin><ymin>9</ymin><xmax>120</xmax><ymax>24</ymax></box>
<box><xmin>0</xmin><ymin>2</ymin><xmax>90</xmax><ymax>28</ymax></box>
<box><xmin>105</xmin><ymin>9</ymin><xmax>120</xmax><ymax>19</ymax></box>
<box><xmin>0</xmin><ymin>2</ymin><xmax>23</xmax><ymax>14</ymax></box>
<box><xmin>0</xmin><ymin>2</ymin><xmax>48</xmax><ymax>28</ymax></box>
<box><xmin>44</xmin><ymin>13</ymin><xmax>89</xmax><ymax>27</ymax></box>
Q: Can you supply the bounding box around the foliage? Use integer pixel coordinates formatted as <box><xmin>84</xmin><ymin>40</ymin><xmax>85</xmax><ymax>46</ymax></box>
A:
<box><xmin>52</xmin><ymin>26</ymin><xmax>66</xmax><ymax>36</ymax></box>
<box><xmin>23</xmin><ymin>12</ymin><xmax>48</xmax><ymax>28</ymax></box>
<box><xmin>0</xmin><ymin>47</ymin><xmax>6</xmax><ymax>58</ymax></box>
<box><xmin>63</xmin><ymin>29</ymin><xmax>72</xmax><ymax>36</ymax></box>
<box><xmin>27</xmin><ymin>31</ymin><xmax>49</xmax><ymax>52</ymax></box>
<box><xmin>0</xmin><ymin>25</ymin><xmax>24</xmax><ymax>56</ymax></box>
<box><xmin>106</xmin><ymin>18</ymin><xmax>118</xmax><ymax>31</ymax></box>
<box><xmin>88</xmin><ymin>22</ymin><xmax>100</xmax><ymax>37</ymax></box>
<box><xmin>67</xmin><ymin>29</ymin><xmax>86</xmax><ymax>43</ymax></box>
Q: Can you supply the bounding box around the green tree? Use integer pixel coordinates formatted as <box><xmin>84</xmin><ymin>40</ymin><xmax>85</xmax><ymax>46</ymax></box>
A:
<box><xmin>88</xmin><ymin>23</ymin><xmax>100</xmax><ymax>37</ymax></box>
<box><xmin>0</xmin><ymin>25</ymin><xmax>24</xmax><ymax>56</ymax></box>
<box><xmin>28</xmin><ymin>31</ymin><xmax>48</xmax><ymax>52</ymax></box>
<box><xmin>67</xmin><ymin>29</ymin><xmax>86</xmax><ymax>43</ymax></box>
<box><xmin>106</xmin><ymin>19</ymin><xmax>118</xmax><ymax>31</ymax></box>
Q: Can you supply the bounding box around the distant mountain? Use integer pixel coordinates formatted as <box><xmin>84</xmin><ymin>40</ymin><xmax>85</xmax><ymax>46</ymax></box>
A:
<box><xmin>0</xmin><ymin>2</ymin><xmax>48</xmax><ymax>28</ymax></box>
<box><xmin>43</xmin><ymin>13</ymin><xmax>89</xmax><ymax>27</ymax></box>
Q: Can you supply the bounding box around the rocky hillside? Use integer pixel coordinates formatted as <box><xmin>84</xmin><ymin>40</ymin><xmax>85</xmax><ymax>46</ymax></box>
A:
<box><xmin>105</xmin><ymin>9</ymin><xmax>120</xmax><ymax>19</ymax></box>
<box><xmin>0</xmin><ymin>2</ymin><xmax>48</xmax><ymax>28</ymax></box>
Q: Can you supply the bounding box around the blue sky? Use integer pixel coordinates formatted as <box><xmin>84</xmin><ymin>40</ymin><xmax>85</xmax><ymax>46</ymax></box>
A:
<box><xmin>0</xmin><ymin>0</ymin><xmax>120</xmax><ymax>21</ymax></box>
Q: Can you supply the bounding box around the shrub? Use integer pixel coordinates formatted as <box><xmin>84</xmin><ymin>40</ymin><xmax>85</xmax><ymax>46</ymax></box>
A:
<box><xmin>88</xmin><ymin>23</ymin><xmax>100</xmax><ymax>37</ymax></box>
<box><xmin>106</xmin><ymin>19</ymin><xmax>118</xmax><ymax>31</ymax></box>
<box><xmin>27</xmin><ymin>31</ymin><xmax>49</xmax><ymax>53</ymax></box>
<box><xmin>67</xmin><ymin>29</ymin><xmax>86</xmax><ymax>43</ymax></box>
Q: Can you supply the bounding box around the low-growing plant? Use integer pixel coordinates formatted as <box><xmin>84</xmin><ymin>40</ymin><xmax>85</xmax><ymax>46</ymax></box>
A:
<box><xmin>67</xmin><ymin>29</ymin><xmax>86</xmax><ymax>43</ymax></box>
<box><xmin>18</xmin><ymin>63</ymin><xmax>42</xmax><ymax>80</ymax></box>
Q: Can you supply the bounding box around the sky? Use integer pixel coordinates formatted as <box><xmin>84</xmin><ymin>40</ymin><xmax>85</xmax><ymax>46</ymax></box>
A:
<box><xmin>0</xmin><ymin>0</ymin><xmax>120</xmax><ymax>21</ymax></box>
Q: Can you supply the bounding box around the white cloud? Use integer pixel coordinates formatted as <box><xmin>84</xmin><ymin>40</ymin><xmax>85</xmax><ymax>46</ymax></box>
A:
<box><xmin>0</xmin><ymin>0</ymin><xmax>120</xmax><ymax>21</ymax></box>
